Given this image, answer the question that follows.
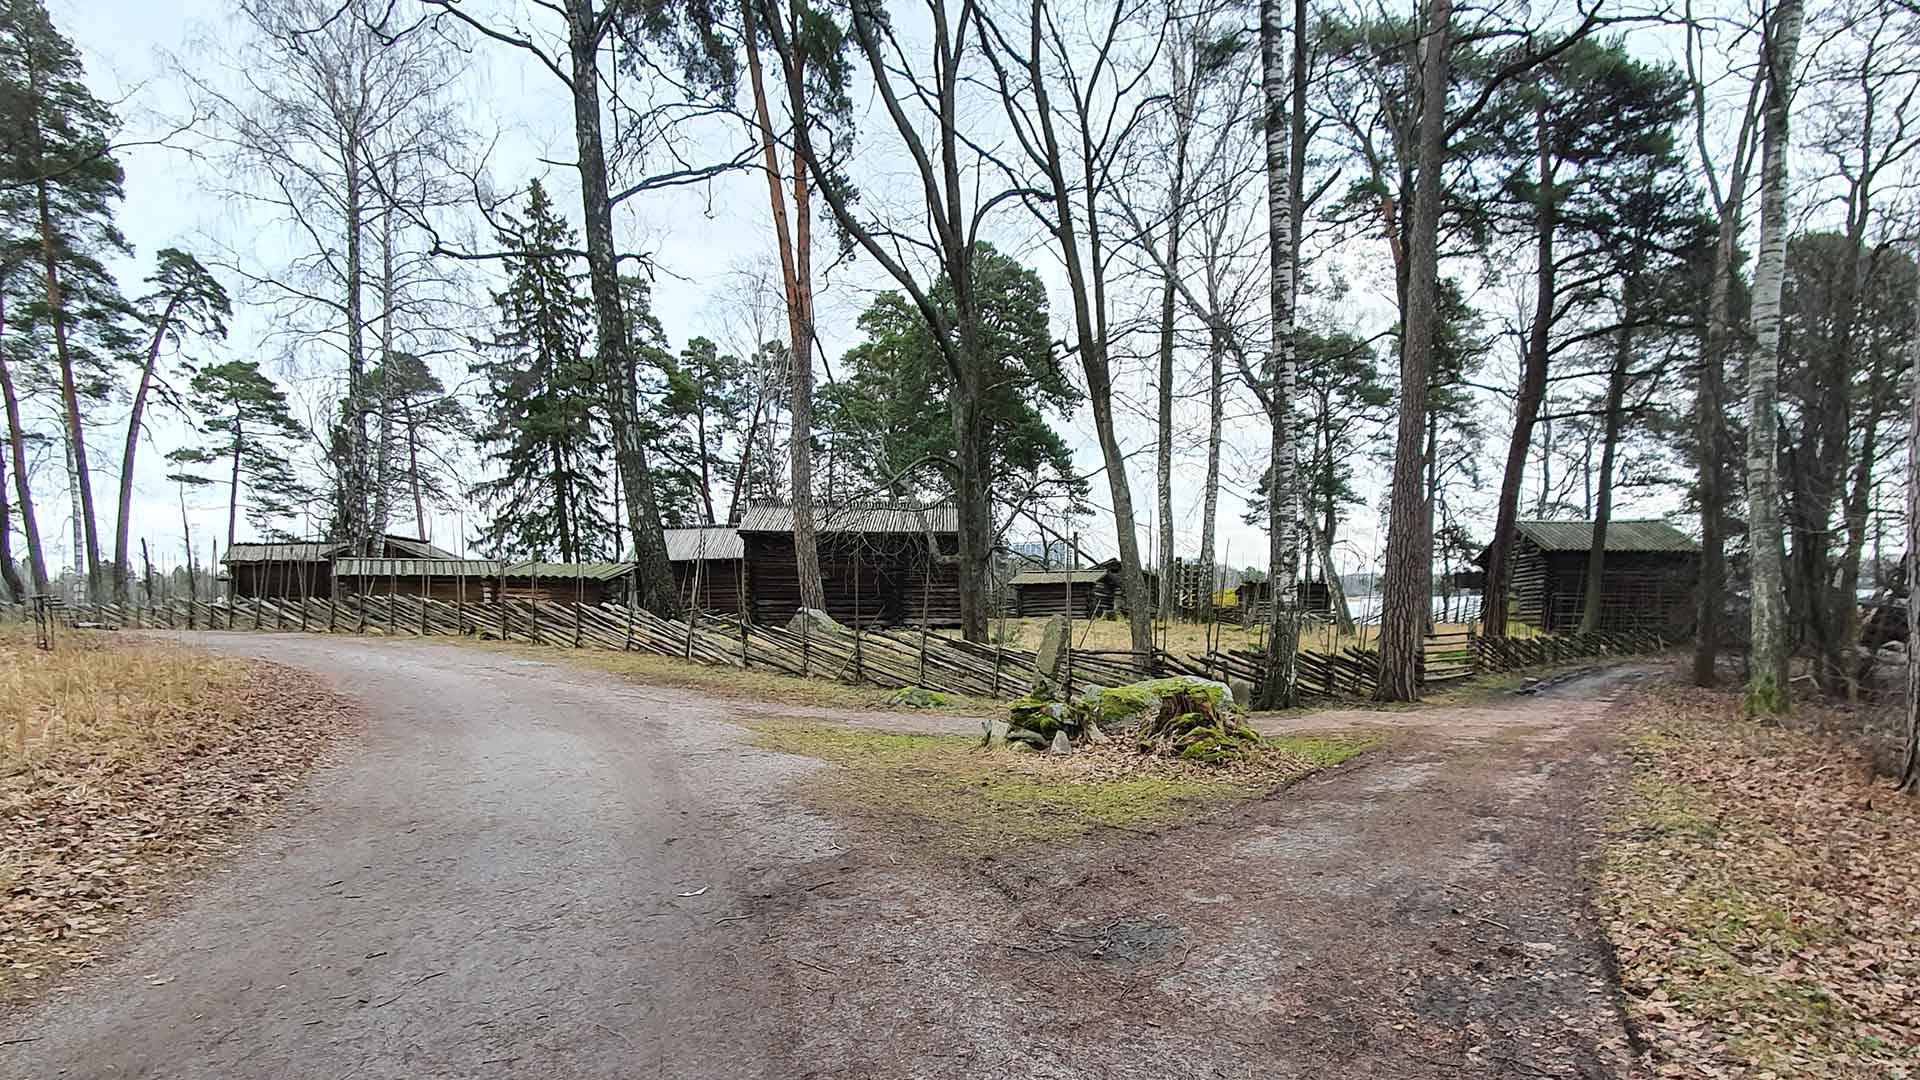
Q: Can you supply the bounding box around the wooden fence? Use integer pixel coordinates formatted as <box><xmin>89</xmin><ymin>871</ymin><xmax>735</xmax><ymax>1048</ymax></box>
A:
<box><xmin>4</xmin><ymin>597</ymin><xmax>1665</xmax><ymax>704</ymax></box>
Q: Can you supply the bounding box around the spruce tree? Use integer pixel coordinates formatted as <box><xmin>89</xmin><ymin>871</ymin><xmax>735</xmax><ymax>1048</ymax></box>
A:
<box><xmin>471</xmin><ymin>180</ymin><xmax>612</xmax><ymax>562</ymax></box>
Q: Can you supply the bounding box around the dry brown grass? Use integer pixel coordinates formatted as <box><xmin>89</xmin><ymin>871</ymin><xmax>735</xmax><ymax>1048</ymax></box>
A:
<box><xmin>1</xmin><ymin>626</ymin><xmax>356</xmax><ymax>999</ymax></box>
<box><xmin>1</xmin><ymin>626</ymin><xmax>255</xmax><ymax>783</ymax></box>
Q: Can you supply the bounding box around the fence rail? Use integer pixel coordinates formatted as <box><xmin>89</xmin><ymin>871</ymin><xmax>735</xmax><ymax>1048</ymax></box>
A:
<box><xmin>4</xmin><ymin>597</ymin><xmax>1666</xmax><ymax>704</ymax></box>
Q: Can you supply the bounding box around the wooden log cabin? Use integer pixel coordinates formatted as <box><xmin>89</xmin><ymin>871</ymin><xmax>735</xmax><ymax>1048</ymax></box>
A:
<box><xmin>736</xmin><ymin>503</ymin><xmax>962</xmax><ymax>628</ymax></box>
<box><xmin>1009</xmin><ymin>559</ymin><xmax>1162</xmax><ymax>618</ymax></box>
<box><xmin>1476</xmin><ymin>519</ymin><xmax>1700</xmax><ymax>633</ymax></box>
<box><xmin>222</xmin><ymin>533</ymin><xmax>456</xmax><ymax>600</ymax></box>
<box><xmin>1232</xmin><ymin>579</ymin><xmax>1334</xmax><ymax>619</ymax></box>
<box><xmin>664</xmin><ymin>525</ymin><xmax>746</xmax><ymax>615</ymax></box>
<box><xmin>332</xmin><ymin>558</ymin><xmax>636</xmax><ymax>605</ymax></box>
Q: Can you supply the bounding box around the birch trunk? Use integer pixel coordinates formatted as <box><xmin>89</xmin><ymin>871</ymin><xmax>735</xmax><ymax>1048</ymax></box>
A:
<box><xmin>1257</xmin><ymin>0</ymin><xmax>1299</xmax><ymax>708</ymax></box>
<box><xmin>343</xmin><ymin>134</ymin><xmax>369</xmax><ymax>552</ymax></box>
<box><xmin>1744</xmin><ymin>0</ymin><xmax>1804</xmax><ymax>715</ymax></box>
<box><xmin>1157</xmin><ymin>39</ymin><xmax>1191</xmax><ymax>620</ymax></box>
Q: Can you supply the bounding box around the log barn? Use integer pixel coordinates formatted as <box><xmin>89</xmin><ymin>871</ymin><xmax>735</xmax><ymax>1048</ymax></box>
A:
<box><xmin>223</xmin><ymin>533</ymin><xmax>456</xmax><ymax>600</ymax></box>
<box><xmin>1232</xmin><ymin>579</ymin><xmax>1334</xmax><ymax>619</ymax></box>
<box><xmin>664</xmin><ymin>525</ymin><xmax>746</xmax><ymax>615</ymax></box>
<box><xmin>736</xmin><ymin>503</ymin><xmax>961</xmax><ymax>628</ymax></box>
<box><xmin>1476</xmin><ymin>519</ymin><xmax>1699</xmax><ymax>633</ymax></box>
<box><xmin>1009</xmin><ymin>559</ymin><xmax>1162</xmax><ymax>618</ymax></box>
<box><xmin>332</xmin><ymin>558</ymin><xmax>635</xmax><ymax>605</ymax></box>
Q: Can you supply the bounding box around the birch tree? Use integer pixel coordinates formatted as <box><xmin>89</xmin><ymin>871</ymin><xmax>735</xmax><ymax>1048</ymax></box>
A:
<box><xmin>1743</xmin><ymin>0</ymin><xmax>1806</xmax><ymax>715</ymax></box>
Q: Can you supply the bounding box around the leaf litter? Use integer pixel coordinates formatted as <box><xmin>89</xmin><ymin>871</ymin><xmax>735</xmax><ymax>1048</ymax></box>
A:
<box><xmin>1600</xmin><ymin>685</ymin><xmax>1919</xmax><ymax>1078</ymax></box>
<box><xmin>2</xmin><ymin>629</ymin><xmax>357</xmax><ymax>1001</ymax></box>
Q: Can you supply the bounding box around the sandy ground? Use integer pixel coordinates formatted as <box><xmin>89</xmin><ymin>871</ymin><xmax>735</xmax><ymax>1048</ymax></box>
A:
<box><xmin>1</xmin><ymin>635</ymin><xmax>1651</xmax><ymax>1079</ymax></box>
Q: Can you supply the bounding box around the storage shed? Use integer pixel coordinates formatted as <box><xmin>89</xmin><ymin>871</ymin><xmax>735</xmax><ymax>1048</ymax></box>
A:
<box><xmin>1234</xmin><ymin>579</ymin><xmax>1334</xmax><ymax>620</ymax></box>
<box><xmin>1009</xmin><ymin>559</ymin><xmax>1161</xmax><ymax>619</ymax></box>
<box><xmin>332</xmin><ymin>558</ymin><xmax>635</xmax><ymax>606</ymax></box>
<box><xmin>737</xmin><ymin>503</ymin><xmax>961</xmax><ymax>628</ymax></box>
<box><xmin>664</xmin><ymin>525</ymin><xmax>746</xmax><ymax>615</ymax></box>
<box><xmin>223</xmin><ymin>533</ymin><xmax>456</xmax><ymax>600</ymax></box>
<box><xmin>1476</xmin><ymin>519</ymin><xmax>1700</xmax><ymax>633</ymax></box>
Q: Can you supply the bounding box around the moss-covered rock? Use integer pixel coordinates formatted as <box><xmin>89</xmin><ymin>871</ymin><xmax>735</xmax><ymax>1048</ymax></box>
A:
<box><xmin>1008</xmin><ymin>696</ymin><xmax>1069</xmax><ymax>738</ymax></box>
<box><xmin>888</xmin><ymin>686</ymin><xmax>947</xmax><ymax>708</ymax></box>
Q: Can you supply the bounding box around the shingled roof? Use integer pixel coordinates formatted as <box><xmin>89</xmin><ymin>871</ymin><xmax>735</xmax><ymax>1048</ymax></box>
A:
<box><xmin>663</xmin><ymin>525</ymin><xmax>744</xmax><ymax>561</ymax></box>
<box><xmin>1513</xmin><ymin>519</ymin><xmax>1699</xmax><ymax>554</ymax></box>
<box><xmin>735</xmin><ymin>503</ymin><xmax>959</xmax><ymax>535</ymax></box>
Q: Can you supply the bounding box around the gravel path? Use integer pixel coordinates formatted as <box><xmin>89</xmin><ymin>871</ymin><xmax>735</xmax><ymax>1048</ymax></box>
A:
<box><xmin>1</xmin><ymin>633</ymin><xmax>838</xmax><ymax>1080</ymax></box>
<box><xmin>3</xmin><ymin>635</ymin><xmax>1652</xmax><ymax>1080</ymax></box>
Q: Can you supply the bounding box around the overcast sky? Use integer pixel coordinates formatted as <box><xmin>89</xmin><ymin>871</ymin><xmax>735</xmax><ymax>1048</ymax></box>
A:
<box><xmin>46</xmin><ymin>0</ymin><xmax>1718</xmax><ymax>585</ymax></box>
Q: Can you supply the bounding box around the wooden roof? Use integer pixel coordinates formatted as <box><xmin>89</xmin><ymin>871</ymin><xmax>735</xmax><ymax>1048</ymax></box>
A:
<box><xmin>663</xmin><ymin>525</ymin><xmax>744</xmax><ymax>561</ymax></box>
<box><xmin>736</xmin><ymin>503</ymin><xmax>959</xmax><ymax>535</ymax></box>
<box><xmin>1513</xmin><ymin>519</ymin><xmax>1699</xmax><ymax>554</ymax></box>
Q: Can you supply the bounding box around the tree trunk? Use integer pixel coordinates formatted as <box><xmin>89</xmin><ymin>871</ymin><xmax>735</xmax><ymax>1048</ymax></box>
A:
<box><xmin>741</xmin><ymin>0</ymin><xmax>826</xmax><ymax>617</ymax></box>
<box><xmin>1580</xmin><ymin>309</ymin><xmax>1631</xmax><ymax>634</ymax></box>
<box><xmin>114</xmin><ymin>293</ymin><xmax>185</xmax><ymax>603</ymax></box>
<box><xmin>1256</xmin><ymin>0</ymin><xmax>1300</xmax><ymax>707</ymax></box>
<box><xmin>226</xmin><ymin>424</ymin><xmax>242</xmax><ymax>548</ymax></box>
<box><xmin>1901</xmin><ymin>237</ymin><xmax>1920</xmax><ymax>794</ymax></box>
<box><xmin>0</xmin><ymin>281</ymin><xmax>48</xmax><ymax>593</ymax></box>
<box><xmin>1744</xmin><ymin>0</ymin><xmax>1804</xmax><ymax>716</ymax></box>
<box><xmin>1156</xmin><ymin>40</ymin><xmax>1191</xmax><ymax>621</ymax></box>
<box><xmin>371</xmin><ymin>206</ymin><xmax>397</xmax><ymax>538</ymax></box>
<box><xmin>1198</xmin><ymin>321</ymin><xmax>1224</xmax><ymax>622</ymax></box>
<box><xmin>1374</xmin><ymin>0</ymin><xmax>1451</xmax><ymax>703</ymax></box>
<box><xmin>344</xmin><ymin>135</ymin><xmax>369</xmax><ymax>553</ymax></box>
<box><xmin>37</xmin><ymin>179</ymin><xmax>102</xmax><ymax>600</ymax></box>
<box><xmin>0</xmin><ymin>435</ymin><xmax>21</xmax><ymax>601</ymax></box>
<box><xmin>405</xmin><ymin>403</ymin><xmax>429</xmax><ymax>539</ymax></box>
<box><xmin>564</xmin><ymin>0</ymin><xmax>677</xmax><ymax>615</ymax></box>
<box><xmin>1484</xmin><ymin>99</ymin><xmax>1554</xmax><ymax>638</ymax></box>
<box><xmin>1693</xmin><ymin>203</ymin><xmax>1741</xmax><ymax>685</ymax></box>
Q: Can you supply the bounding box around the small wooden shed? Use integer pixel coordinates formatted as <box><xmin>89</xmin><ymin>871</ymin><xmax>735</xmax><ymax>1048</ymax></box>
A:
<box><xmin>332</xmin><ymin>558</ymin><xmax>635</xmax><ymax>606</ymax></box>
<box><xmin>1232</xmin><ymin>580</ymin><xmax>1333</xmax><ymax>618</ymax></box>
<box><xmin>737</xmin><ymin>503</ymin><xmax>961</xmax><ymax>628</ymax></box>
<box><xmin>1009</xmin><ymin>559</ymin><xmax>1161</xmax><ymax>619</ymax></box>
<box><xmin>664</xmin><ymin>525</ymin><xmax>746</xmax><ymax>615</ymax></box>
<box><xmin>223</xmin><ymin>533</ymin><xmax>456</xmax><ymax>600</ymax></box>
<box><xmin>1476</xmin><ymin>519</ymin><xmax>1700</xmax><ymax>633</ymax></box>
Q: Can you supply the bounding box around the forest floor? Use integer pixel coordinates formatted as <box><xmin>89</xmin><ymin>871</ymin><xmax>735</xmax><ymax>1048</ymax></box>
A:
<box><xmin>1598</xmin><ymin>684</ymin><xmax>1918</xmax><ymax>1077</ymax></box>
<box><xmin>0</xmin><ymin>627</ymin><xmax>358</xmax><ymax>1002</ymax></box>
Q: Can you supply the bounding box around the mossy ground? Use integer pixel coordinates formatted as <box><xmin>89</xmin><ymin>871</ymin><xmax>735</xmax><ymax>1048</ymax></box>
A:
<box><xmin>747</xmin><ymin>721</ymin><xmax>1379</xmax><ymax>850</ymax></box>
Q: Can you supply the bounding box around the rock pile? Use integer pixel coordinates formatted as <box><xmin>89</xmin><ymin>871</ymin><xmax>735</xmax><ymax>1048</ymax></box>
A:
<box><xmin>988</xmin><ymin>674</ymin><xmax>1259</xmax><ymax>763</ymax></box>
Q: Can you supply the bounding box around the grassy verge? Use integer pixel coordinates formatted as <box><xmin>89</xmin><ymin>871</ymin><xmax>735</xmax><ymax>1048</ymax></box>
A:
<box><xmin>432</xmin><ymin>637</ymin><xmax>1001</xmax><ymax>714</ymax></box>
<box><xmin>1600</xmin><ymin>686</ymin><xmax>1919</xmax><ymax>1077</ymax></box>
<box><xmin>1</xmin><ymin>626</ymin><xmax>354</xmax><ymax>999</ymax></box>
<box><xmin>747</xmin><ymin>721</ymin><xmax>1380</xmax><ymax>850</ymax></box>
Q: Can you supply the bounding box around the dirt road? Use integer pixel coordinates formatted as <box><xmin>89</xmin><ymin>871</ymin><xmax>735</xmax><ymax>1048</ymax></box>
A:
<box><xmin>0</xmin><ymin>633</ymin><xmax>843</xmax><ymax>1080</ymax></box>
<box><xmin>2</xmin><ymin>636</ymin><xmax>1650</xmax><ymax>1079</ymax></box>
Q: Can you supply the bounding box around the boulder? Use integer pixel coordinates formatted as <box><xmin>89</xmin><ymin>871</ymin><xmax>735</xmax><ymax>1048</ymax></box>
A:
<box><xmin>787</xmin><ymin>607</ymin><xmax>843</xmax><ymax>636</ymax></box>
<box><xmin>888</xmin><ymin>686</ymin><xmax>946</xmax><ymax>709</ymax></box>
<box><xmin>1033</xmin><ymin>614</ymin><xmax>1070</xmax><ymax>687</ymax></box>
<box><xmin>983</xmin><ymin>717</ymin><xmax>1011</xmax><ymax>749</ymax></box>
<box><xmin>1228</xmin><ymin>677</ymin><xmax>1253</xmax><ymax>710</ymax></box>
<box><xmin>1008</xmin><ymin>695</ymin><xmax>1070</xmax><ymax>738</ymax></box>
<box><xmin>1084</xmin><ymin>721</ymin><xmax>1108</xmax><ymax>745</ymax></box>
<box><xmin>1048</xmin><ymin>730</ymin><xmax>1072</xmax><ymax>756</ymax></box>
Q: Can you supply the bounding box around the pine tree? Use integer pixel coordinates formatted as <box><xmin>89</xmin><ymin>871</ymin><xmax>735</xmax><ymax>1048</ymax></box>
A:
<box><xmin>166</xmin><ymin>360</ymin><xmax>309</xmax><ymax>546</ymax></box>
<box><xmin>0</xmin><ymin>0</ymin><xmax>134</xmax><ymax>601</ymax></box>
<box><xmin>368</xmin><ymin>351</ymin><xmax>467</xmax><ymax>542</ymax></box>
<box><xmin>471</xmin><ymin>180</ymin><xmax>612</xmax><ymax>562</ymax></box>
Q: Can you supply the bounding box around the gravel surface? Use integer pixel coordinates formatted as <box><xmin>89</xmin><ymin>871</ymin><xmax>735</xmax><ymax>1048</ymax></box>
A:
<box><xmin>2</xmin><ymin>635</ymin><xmax>1656</xmax><ymax>1080</ymax></box>
<box><xmin>1</xmin><ymin>633</ymin><xmax>840</xmax><ymax>1080</ymax></box>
